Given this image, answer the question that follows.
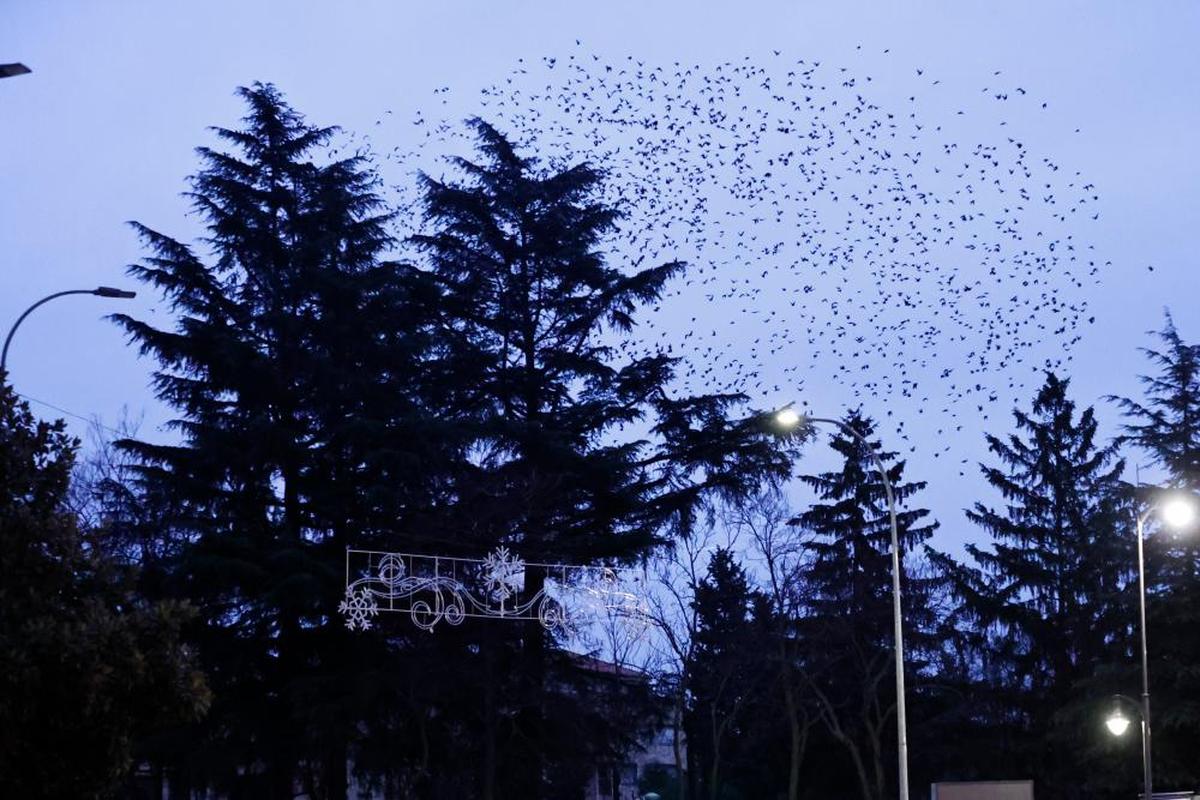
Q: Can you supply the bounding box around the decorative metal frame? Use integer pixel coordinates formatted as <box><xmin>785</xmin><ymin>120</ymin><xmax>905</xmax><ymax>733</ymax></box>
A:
<box><xmin>339</xmin><ymin>546</ymin><xmax>648</xmax><ymax>633</ymax></box>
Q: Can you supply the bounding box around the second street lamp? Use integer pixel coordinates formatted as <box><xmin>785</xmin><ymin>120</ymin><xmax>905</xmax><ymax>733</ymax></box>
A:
<box><xmin>1</xmin><ymin>286</ymin><xmax>137</xmax><ymax>376</ymax></box>
<box><xmin>1125</xmin><ymin>491</ymin><xmax>1198</xmax><ymax>800</ymax></box>
<box><xmin>773</xmin><ymin>406</ymin><xmax>911</xmax><ymax>800</ymax></box>
<box><xmin>1105</xmin><ymin>694</ymin><xmax>1138</xmax><ymax>738</ymax></box>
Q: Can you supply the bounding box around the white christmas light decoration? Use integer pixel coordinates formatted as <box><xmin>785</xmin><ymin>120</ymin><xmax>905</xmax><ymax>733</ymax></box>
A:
<box><xmin>339</xmin><ymin>547</ymin><xmax>647</xmax><ymax>634</ymax></box>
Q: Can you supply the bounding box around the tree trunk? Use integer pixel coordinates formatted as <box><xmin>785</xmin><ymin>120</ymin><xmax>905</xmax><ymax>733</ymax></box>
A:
<box><xmin>275</xmin><ymin>455</ymin><xmax>302</xmax><ymax>800</ymax></box>
<box><xmin>522</xmin><ymin>568</ymin><xmax>548</xmax><ymax>800</ymax></box>
<box><xmin>783</xmin><ymin>675</ymin><xmax>805</xmax><ymax>800</ymax></box>
<box><xmin>483</xmin><ymin>643</ymin><xmax>498</xmax><ymax>800</ymax></box>
<box><xmin>708</xmin><ymin>708</ymin><xmax>726</xmax><ymax>800</ymax></box>
<box><xmin>686</xmin><ymin>714</ymin><xmax>702</xmax><ymax>800</ymax></box>
<box><xmin>324</xmin><ymin>739</ymin><xmax>348</xmax><ymax>800</ymax></box>
<box><xmin>672</xmin><ymin>696</ymin><xmax>688</xmax><ymax>800</ymax></box>
<box><xmin>867</xmin><ymin>723</ymin><xmax>885</xmax><ymax>800</ymax></box>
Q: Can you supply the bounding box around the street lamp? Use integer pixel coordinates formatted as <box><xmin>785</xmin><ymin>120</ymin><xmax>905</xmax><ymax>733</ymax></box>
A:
<box><xmin>1</xmin><ymin>287</ymin><xmax>137</xmax><ymax>376</ymax></box>
<box><xmin>1160</xmin><ymin>496</ymin><xmax>1195</xmax><ymax>529</ymax></box>
<box><xmin>773</xmin><ymin>406</ymin><xmax>911</xmax><ymax>800</ymax></box>
<box><xmin>1126</xmin><ymin>491</ymin><xmax>1198</xmax><ymax>800</ymax></box>
<box><xmin>0</xmin><ymin>63</ymin><xmax>32</xmax><ymax>79</ymax></box>
<box><xmin>1105</xmin><ymin>694</ymin><xmax>1137</xmax><ymax>738</ymax></box>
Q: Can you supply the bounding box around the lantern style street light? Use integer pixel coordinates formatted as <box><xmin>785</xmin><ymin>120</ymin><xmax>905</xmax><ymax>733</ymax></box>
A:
<box><xmin>2</xmin><ymin>287</ymin><xmax>137</xmax><ymax>376</ymax></box>
<box><xmin>1105</xmin><ymin>694</ymin><xmax>1137</xmax><ymax>738</ymax></box>
<box><xmin>773</xmin><ymin>406</ymin><xmax>910</xmax><ymax>800</ymax></box>
<box><xmin>1120</xmin><ymin>492</ymin><xmax>1198</xmax><ymax>800</ymax></box>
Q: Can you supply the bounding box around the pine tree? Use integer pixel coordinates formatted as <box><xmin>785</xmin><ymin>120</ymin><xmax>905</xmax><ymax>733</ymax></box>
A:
<box><xmin>684</xmin><ymin>548</ymin><xmax>770</xmax><ymax>800</ymax></box>
<box><xmin>729</xmin><ymin>489</ymin><xmax>817</xmax><ymax>800</ymax></box>
<box><xmin>1111</xmin><ymin>313</ymin><xmax>1200</xmax><ymax>788</ymax></box>
<box><xmin>932</xmin><ymin>373</ymin><xmax>1132</xmax><ymax>799</ymax></box>
<box><xmin>790</xmin><ymin>410</ymin><xmax>939</xmax><ymax>800</ymax></box>
<box><xmin>1113</xmin><ymin>311</ymin><xmax>1200</xmax><ymax>487</ymax></box>
<box><xmin>113</xmin><ymin>84</ymin><xmax>440</xmax><ymax>798</ymax></box>
<box><xmin>411</xmin><ymin>119</ymin><xmax>799</xmax><ymax>799</ymax></box>
<box><xmin>0</xmin><ymin>381</ymin><xmax>207</xmax><ymax>798</ymax></box>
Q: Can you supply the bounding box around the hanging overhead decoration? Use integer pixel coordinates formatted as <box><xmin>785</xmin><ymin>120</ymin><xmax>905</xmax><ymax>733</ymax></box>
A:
<box><xmin>339</xmin><ymin>547</ymin><xmax>648</xmax><ymax>634</ymax></box>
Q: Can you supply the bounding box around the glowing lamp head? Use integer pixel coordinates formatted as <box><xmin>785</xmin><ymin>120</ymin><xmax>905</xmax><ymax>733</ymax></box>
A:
<box><xmin>1161</xmin><ymin>495</ymin><xmax>1197</xmax><ymax>530</ymax></box>
<box><xmin>775</xmin><ymin>408</ymin><xmax>803</xmax><ymax>429</ymax></box>
<box><xmin>1105</xmin><ymin>708</ymin><xmax>1132</xmax><ymax>737</ymax></box>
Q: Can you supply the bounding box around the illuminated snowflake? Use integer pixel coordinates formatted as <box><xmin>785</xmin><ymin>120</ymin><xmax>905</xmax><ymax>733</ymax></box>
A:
<box><xmin>338</xmin><ymin>587</ymin><xmax>379</xmax><ymax>631</ymax></box>
<box><xmin>481</xmin><ymin>546</ymin><xmax>525</xmax><ymax>604</ymax></box>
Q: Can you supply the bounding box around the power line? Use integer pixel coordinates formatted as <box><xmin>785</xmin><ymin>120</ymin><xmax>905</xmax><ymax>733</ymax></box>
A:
<box><xmin>14</xmin><ymin>391</ymin><xmax>127</xmax><ymax>438</ymax></box>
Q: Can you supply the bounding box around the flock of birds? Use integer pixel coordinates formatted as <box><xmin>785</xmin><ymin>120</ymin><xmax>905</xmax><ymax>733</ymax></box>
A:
<box><xmin>346</xmin><ymin>45</ymin><xmax>1107</xmax><ymax>470</ymax></box>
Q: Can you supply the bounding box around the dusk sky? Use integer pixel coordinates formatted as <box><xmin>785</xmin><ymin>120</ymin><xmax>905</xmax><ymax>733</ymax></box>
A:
<box><xmin>3</xmin><ymin>1</ymin><xmax>1198</xmax><ymax>555</ymax></box>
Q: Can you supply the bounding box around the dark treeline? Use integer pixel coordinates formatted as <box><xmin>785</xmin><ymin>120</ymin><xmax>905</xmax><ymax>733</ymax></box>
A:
<box><xmin>676</xmin><ymin>364</ymin><xmax>1200</xmax><ymax>800</ymax></box>
<box><xmin>1</xmin><ymin>84</ymin><xmax>1198</xmax><ymax>800</ymax></box>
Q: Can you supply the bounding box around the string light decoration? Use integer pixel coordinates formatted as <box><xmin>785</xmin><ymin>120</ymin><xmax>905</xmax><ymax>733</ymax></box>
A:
<box><xmin>339</xmin><ymin>547</ymin><xmax>648</xmax><ymax>634</ymax></box>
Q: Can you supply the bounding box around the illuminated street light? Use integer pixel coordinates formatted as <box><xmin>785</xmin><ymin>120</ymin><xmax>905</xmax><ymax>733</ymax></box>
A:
<box><xmin>1160</xmin><ymin>495</ymin><xmax>1196</xmax><ymax>530</ymax></box>
<box><xmin>1124</xmin><ymin>491</ymin><xmax>1199</xmax><ymax>800</ymax></box>
<box><xmin>1104</xmin><ymin>693</ymin><xmax>1149</xmax><ymax>791</ymax></box>
<box><xmin>774</xmin><ymin>405</ymin><xmax>911</xmax><ymax>800</ymax></box>
<box><xmin>1105</xmin><ymin>699</ymin><xmax>1133</xmax><ymax>737</ymax></box>
<box><xmin>774</xmin><ymin>407</ymin><xmax>802</xmax><ymax>428</ymax></box>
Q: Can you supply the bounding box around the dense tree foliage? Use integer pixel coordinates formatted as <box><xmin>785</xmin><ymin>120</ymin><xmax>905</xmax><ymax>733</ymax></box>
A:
<box><xmin>789</xmin><ymin>412</ymin><xmax>941</xmax><ymax>800</ymax></box>
<box><xmin>1114</xmin><ymin>313</ymin><xmax>1200</xmax><ymax>486</ymax></box>
<box><xmin>408</xmin><ymin>115</ymin><xmax>800</xmax><ymax>800</ymax></box>
<box><xmin>6</xmin><ymin>83</ymin><xmax>1200</xmax><ymax>800</ymax></box>
<box><xmin>0</xmin><ymin>380</ymin><xmax>207</xmax><ymax>799</ymax></box>
<box><xmin>111</xmin><ymin>83</ymin><xmax>444</xmax><ymax>799</ymax></box>
<box><xmin>930</xmin><ymin>373</ymin><xmax>1135</xmax><ymax>799</ymax></box>
<box><xmin>101</xmin><ymin>87</ymin><xmax>801</xmax><ymax>799</ymax></box>
<box><xmin>1113</xmin><ymin>315</ymin><xmax>1200</xmax><ymax>788</ymax></box>
<box><xmin>683</xmin><ymin>548</ymin><xmax>770</xmax><ymax>800</ymax></box>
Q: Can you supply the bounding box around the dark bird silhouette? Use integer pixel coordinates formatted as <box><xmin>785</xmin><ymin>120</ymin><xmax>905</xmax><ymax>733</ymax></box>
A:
<box><xmin>362</xmin><ymin>44</ymin><xmax>1104</xmax><ymax>466</ymax></box>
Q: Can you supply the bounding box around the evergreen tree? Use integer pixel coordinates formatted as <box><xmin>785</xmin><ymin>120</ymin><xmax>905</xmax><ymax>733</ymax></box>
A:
<box><xmin>1113</xmin><ymin>311</ymin><xmax>1200</xmax><ymax>487</ymax></box>
<box><xmin>931</xmin><ymin>373</ymin><xmax>1132</xmax><ymax>800</ymax></box>
<box><xmin>411</xmin><ymin>119</ymin><xmax>799</xmax><ymax>799</ymax></box>
<box><xmin>790</xmin><ymin>410</ymin><xmax>940</xmax><ymax>800</ymax></box>
<box><xmin>1111</xmin><ymin>313</ymin><xmax>1200</xmax><ymax>788</ymax></box>
<box><xmin>0</xmin><ymin>380</ymin><xmax>207</xmax><ymax>799</ymax></box>
<box><xmin>683</xmin><ymin>548</ymin><xmax>770</xmax><ymax>800</ymax></box>
<box><xmin>730</xmin><ymin>489</ymin><xmax>817</xmax><ymax>800</ymax></box>
<box><xmin>113</xmin><ymin>83</ymin><xmax>441</xmax><ymax>798</ymax></box>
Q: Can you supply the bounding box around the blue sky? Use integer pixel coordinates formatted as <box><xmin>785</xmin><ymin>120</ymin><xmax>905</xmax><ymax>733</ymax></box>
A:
<box><xmin>2</xmin><ymin>1</ymin><xmax>1198</xmax><ymax>553</ymax></box>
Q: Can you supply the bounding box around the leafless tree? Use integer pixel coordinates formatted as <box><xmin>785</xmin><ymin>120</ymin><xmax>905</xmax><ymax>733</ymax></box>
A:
<box><xmin>67</xmin><ymin>409</ymin><xmax>148</xmax><ymax>558</ymax></box>
<box><xmin>642</xmin><ymin>520</ymin><xmax>737</xmax><ymax>800</ymax></box>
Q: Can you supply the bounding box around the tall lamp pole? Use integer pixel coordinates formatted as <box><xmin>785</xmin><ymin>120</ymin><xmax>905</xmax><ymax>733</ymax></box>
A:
<box><xmin>1135</xmin><ymin>504</ymin><xmax>1155</xmax><ymax>800</ymax></box>
<box><xmin>1109</xmin><ymin>494</ymin><xmax>1196</xmax><ymax>800</ymax></box>
<box><xmin>774</xmin><ymin>407</ymin><xmax>910</xmax><ymax>800</ymax></box>
<box><xmin>2</xmin><ymin>287</ymin><xmax>137</xmax><ymax>376</ymax></box>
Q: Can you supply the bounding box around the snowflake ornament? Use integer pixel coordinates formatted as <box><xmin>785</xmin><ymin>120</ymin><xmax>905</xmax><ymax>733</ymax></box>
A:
<box><xmin>481</xmin><ymin>546</ymin><xmax>525</xmax><ymax>605</ymax></box>
<box><xmin>338</xmin><ymin>587</ymin><xmax>379</xmax><ymax>631</ymax></box>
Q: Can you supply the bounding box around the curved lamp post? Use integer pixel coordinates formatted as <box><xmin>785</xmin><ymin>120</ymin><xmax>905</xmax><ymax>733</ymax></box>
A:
<box><xmin>774</xmin><ymin>407</ymin><xmax>910</xmax><ymax>800</ymax></box>
<box><xmin>2</xmin><ymin>287</ymin><xmax>137</xmax><ymax>375</ymax></box>
<box><xmin>1118</xmin><ymin>493</ymin><xmax>1197</xmax><ymax>800</ymax></box>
